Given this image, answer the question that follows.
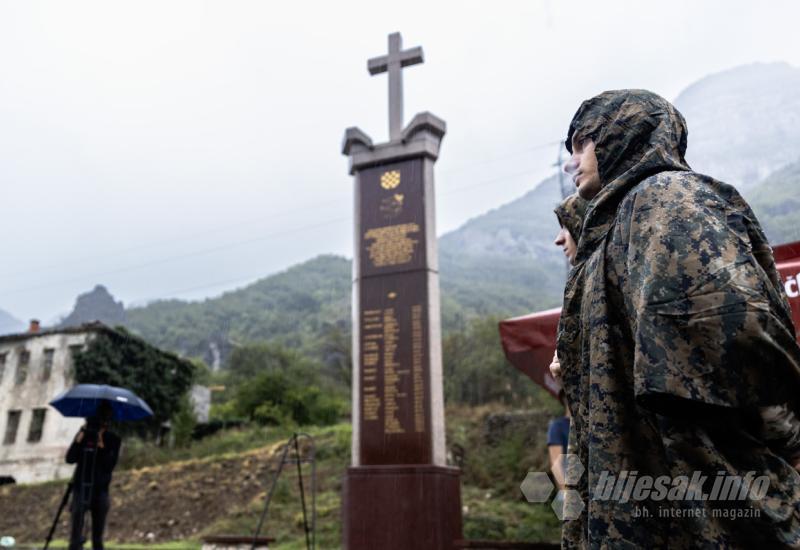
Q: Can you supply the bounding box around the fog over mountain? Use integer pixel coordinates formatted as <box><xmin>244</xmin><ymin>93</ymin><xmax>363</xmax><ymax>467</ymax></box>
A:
<box><xmin>674</xmin><ymin>62</ymin><xmax>800</xmax><ymax>190</ymax></box>
<box><xmin>447</xmin><ymin>62</ymin><xmax>800</xmax><ymax>266</ymax></box>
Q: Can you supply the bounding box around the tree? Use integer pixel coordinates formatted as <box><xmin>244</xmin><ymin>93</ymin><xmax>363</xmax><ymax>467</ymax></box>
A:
<box><xmin>222</xmin><ymin>342</ymin><xmax>342</xmax><ymax>426</ymax></box>
<box><xmin>72</xmin><ymin>326</ymin><xmax>196</xmax><ymax>434</ymax></box>
<box><xmin>316</xmin><ymin>321</ymin><xmax>352</xmax><ymax>389</ymax></box>
<box><xmin>443</xmin><ymin>316</ymin><xmax>556</xmax><ymax>410</ymax></box>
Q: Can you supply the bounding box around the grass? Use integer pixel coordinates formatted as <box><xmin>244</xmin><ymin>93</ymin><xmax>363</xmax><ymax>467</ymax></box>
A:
<box><xmin>199</xmin><ymin>424</ymin><xmax>350</xmax><ymax>550</ymax></box>
<box><xmin>27</xmin><ymin>405</ymin><xmax>562</xmax><ymax>548</ymax></box>
<box><xmin>118</xmin><ymin>424</ymin><xmax>300</xmax><ymax>471</ymax></box>
<box><xmin>27</xmin><ymin>541</ymin><xmax>201</xmax><ymax>550</ymax></box>
<box><xmin>461</xmin><ymin>486</ymin><xmax>561</xmax><ymax>542</ymax></box>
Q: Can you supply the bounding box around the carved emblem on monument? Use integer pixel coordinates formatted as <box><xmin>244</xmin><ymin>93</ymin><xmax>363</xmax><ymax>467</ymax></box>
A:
<box><xmin>379</xmin><ymin>193</ymin><xmax>404</xmax><ymax>219</ymax></box>
<box><xmin>380</xmin><ymin>170</ymin><xmax>401</xmax><ymax>189</ymax></box>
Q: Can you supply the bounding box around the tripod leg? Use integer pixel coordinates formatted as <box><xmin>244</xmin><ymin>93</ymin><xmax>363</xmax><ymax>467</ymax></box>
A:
<box><xmin>252</xmin><ymin>439</ymin><xmax>291</xmax><ymax>550</ymax></box>
<box><xmin>293</xmin><ymin>436</ymin><xmax>311</xmax><ymax>550</ymax></box>
<box><xmin>44</xmin><ymin>482</ymin><xmax>72</xmax><ymax>550</ymax></box>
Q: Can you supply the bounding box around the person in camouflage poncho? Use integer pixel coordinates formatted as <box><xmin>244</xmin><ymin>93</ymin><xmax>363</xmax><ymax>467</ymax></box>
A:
<box><xmin>550</xmin><ymin>194</ymin><xmax>588</xmax><ymax>390</ymax></box>
<box><xmin>556</xmin><ymin>89</ymin><xmax>800</xmax><ymax>548</ymax></box>
<box><xmin>554</xmin><ymin>193</ymin><xmax>589</xmax><ymax>266</ymax></box>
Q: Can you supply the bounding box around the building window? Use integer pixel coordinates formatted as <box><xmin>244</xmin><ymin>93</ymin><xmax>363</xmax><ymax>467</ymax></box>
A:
<box><xmin>15</xmin><ymin>349</ymin><xmax>30</xmax><ymax>385</ymax></box>
<box><xmin>67</xmin><ymin>345</ymin><xmax>84</xmax><ymax>380</ymax></box>
<box><xmin>3</xmin><ymin>410</ymin><xmax>21</xmax><ymax>445</ymax></box>
<box><xmin>27</xmin><ymin>409</ymin><xmax>47</xmax><ymax>443</ymax></box>
<box><xmin>0</xmin><ymin>352</ymin><xmax>6</xmax><ymax>382</ymax></box>
<box><xmin>42</xmin><ymin>349</ymin><xmax>55</xmax><ymax>381</ymax></box>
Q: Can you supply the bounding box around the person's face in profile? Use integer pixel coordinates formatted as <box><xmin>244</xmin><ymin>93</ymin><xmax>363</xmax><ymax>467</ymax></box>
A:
<box><xmin>554</xmin><ymin>225</ymin><xmax>578</xmax><ymax>265</ymax></box>
<box><xmin>565</xmin><ymin>136</ymin><xmax>601</xmax><ymax>200</ymax></box>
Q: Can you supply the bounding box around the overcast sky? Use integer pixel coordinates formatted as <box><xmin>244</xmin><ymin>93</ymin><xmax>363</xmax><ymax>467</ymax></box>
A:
<box><xmin>1</xmin><ymin>0</ymin><xmax>799</xmax><ymax>323</ymax></box>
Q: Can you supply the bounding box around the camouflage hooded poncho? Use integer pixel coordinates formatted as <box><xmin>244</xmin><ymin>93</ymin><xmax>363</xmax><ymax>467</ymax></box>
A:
<box><xmin>557</xmin><ymin>89</ymin><xmax>800</xmax><ymax>548</ymax></box>
<box><xmin>555</xmin><ymin>194</ymin><xmax>588</xmax><ymax>244</ymax></box>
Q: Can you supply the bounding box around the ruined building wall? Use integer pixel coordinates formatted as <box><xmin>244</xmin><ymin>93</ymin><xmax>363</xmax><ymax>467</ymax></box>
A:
<box><xmin>0</xmin><ymin>331</ymin><xmax>89</xmax><ymax>483</ymax></box>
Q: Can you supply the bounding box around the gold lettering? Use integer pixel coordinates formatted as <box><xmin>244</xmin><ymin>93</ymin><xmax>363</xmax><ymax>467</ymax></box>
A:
<box><xmin>364</xmin><ymin>223</ymin><xmax>420</xmax><ymax>267</ymax></box>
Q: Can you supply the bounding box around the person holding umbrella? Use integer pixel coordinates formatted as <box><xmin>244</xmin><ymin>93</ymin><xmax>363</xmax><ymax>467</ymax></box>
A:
<box><xmin>46</xmin><ymin>384</ymin><xmax>153</xmax><ymax>550</ymax></box>
<box><xmin>66</xmin><ymin>400</ymin><xmax>120</xmax><ymax>550</ymax></box>
<box><xmin>67</xmin><ymin>399</ymin><xmax>122</xmax><ymax>550</ymax></box>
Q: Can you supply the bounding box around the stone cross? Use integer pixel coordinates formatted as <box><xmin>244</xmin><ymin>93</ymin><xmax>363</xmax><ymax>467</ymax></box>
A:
<box><xmin>367</xmin><ymin>32</ymin><xmax>424</xmax><ymax>141</ymax></box>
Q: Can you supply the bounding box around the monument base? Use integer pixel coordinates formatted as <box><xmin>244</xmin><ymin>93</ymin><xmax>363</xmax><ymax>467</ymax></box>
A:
<box><xmin>342</xmin><ymin>465</ymin><xmax>463</xmax><ymax>550</ymax></box>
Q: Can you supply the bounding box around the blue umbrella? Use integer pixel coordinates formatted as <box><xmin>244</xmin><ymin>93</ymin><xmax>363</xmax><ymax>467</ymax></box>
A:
<box><xmin>50</xmin><ymin>384</ymin><xmax>154</xmax><ymax>421</ymax></box>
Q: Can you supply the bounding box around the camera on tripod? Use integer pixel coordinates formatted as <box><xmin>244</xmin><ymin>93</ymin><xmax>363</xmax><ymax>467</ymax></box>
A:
<box><xmin>81</xmin><ymin>420</ymin><xmax>103</xmax><ymax>449</ymax></box>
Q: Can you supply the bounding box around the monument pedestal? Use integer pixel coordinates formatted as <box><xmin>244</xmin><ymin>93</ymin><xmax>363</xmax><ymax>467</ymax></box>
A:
<box><xmin>343</xmin><ymin>465</ymin><xmax>463</xmax><ymax>550</ymax></box>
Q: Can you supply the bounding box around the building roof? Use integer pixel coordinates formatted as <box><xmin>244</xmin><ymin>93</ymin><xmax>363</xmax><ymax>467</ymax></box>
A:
<box><xmin>0</xmin><ymin>322</ymin><xmax>191</xmax><ymax>366</ymax></box>
<box><xmin>0</xmin><ymin>321</ymin><xmax>111</xmax><ymax>345</ymax></box>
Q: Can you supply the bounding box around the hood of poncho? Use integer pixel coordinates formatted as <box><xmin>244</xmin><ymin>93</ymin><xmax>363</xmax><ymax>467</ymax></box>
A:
<box><xmin>566</xmin><ymin>90</ymin><xmax>691</xmax><ymax>261</ymax></box>
<box><xmin>553</xmin><ymin>194</ymin><xmax>587</xmax><ymax>243</ymax></box>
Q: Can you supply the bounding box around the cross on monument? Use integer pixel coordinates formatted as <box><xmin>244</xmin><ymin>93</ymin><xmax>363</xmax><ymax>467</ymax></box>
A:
<box><xmin>367</xmin><ymin>32</ymin><xmax>424</xmax><ymax>141</ymax></box>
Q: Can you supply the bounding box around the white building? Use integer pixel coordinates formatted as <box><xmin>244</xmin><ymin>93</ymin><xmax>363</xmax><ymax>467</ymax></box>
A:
<box><xmin>0</xmin><ymin>321</ymin><xmax>92</xmax><ymax>484</ymax></box>
<box><xmin>0</xmin><ymin>320</ymin><xmax>206</xmax><ymax>485</ymax></box>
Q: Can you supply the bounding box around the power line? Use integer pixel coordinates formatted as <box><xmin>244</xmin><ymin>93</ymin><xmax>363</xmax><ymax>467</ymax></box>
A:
<box><xmin>439</xmin><ymin>140</ymin><xmax>562</xmax><ymax>176</ymax></box>
<box><xmin>440</xmin><ymin>168</ymin><xmax>548</xmax><ymax>196</ymax></box>
<box><xmin>1</xmin><ymin>147</ymin><xmax>563</xmax><ymax>299</ymax></box>
<box><xmin>110</xmin><ymin>167</ymin><xmax>562</xmax><ymax>304</ymax></box>
<box><xmin>0</xmin><ymin>217</ymin><xmax>349</xmax><ymax>297</ymax></box>
<box><xmin>6</xmin><ymin>139</ymin><xmax>562</xmax><ymax>278</ymax></box>
<box><xmin>3</xmin><ymin>196</ymin><xmax>346</xmax><ymax>278</ymax></box>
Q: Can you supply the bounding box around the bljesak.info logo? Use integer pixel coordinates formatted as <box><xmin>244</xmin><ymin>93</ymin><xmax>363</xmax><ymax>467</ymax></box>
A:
<box><xmin>520</xmin><ymin>454</ymin><xmax>769</xmax><ymax>521</ymax></box>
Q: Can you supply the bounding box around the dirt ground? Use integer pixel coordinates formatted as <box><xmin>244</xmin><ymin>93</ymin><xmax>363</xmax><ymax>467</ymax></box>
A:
<box><xmin>0</xmin><ymin>442</ymin><xmax>284</xmax><ymax>544</ymax></box>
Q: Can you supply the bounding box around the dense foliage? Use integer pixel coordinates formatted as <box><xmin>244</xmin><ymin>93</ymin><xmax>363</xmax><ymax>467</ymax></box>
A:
<box><xmin>210</xmin><ymin>342</ymin><xmax>345</xmax><ymax>427</ymax></box>
<box><xmin>72</xmin><ymin>327</ymin><xmax>195</xmax><ymax>433</ymax></box>
<box><xmin>125</xmin><ymin>255</ymin><xmax>353</xmax><ymax>366</ymax></box>
<box><xmin>443</xmin><ymin>316</ymin><xmax>556</xmax><ymax>409</ymax></box>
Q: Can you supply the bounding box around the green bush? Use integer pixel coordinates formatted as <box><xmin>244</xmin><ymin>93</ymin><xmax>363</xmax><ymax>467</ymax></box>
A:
<box><xmin>171</xmin><ymin>393</ymin><xmax>197</xmax><ymax>448</ymax></box>
<box><xmin>72</xmin><ymin>327</ymin><xmax>195</xmax><ymax>435</ymax></box>
<box><xmin>216</xmin><ymin>342</ymin><xmax>344</xmax><ymax>428</ymax></box>
<box><xmin>463</xmin><ymin>515</ymin><xmax>507</xmax><ymax>539</ymax></box>
<box><xmin>236</xmin><ymin>370</ymin><xmax>341</xmax><ymax>427</ymax></box>
<box><xmin>443</xmin><ymin>316</ymin><xmax>558</xmax><ymax>410</ymax></box>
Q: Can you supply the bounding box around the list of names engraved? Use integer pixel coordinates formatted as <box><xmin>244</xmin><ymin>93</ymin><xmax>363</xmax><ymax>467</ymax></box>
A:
<box><xmin>362</xmin><ymin>309</ymin><xmax>382</xmax><ymax>422</ymax></box>
<box><xmin>360</xmin><ymin>300</ymin><xmax>427</xmax><ymax>436</ymax></box>
<box><xmin>364</xmin><ymin>223</ymin><xmax>420</xmax><ymax>268</ymax></box>
<box><xmin>411</xmin><ymin>304</ymin><xmax>425</xmax><ymax>433</ymax></box>
<box><xmin>382</xmin><ymin>308</ymin><xmax>404</xmax><ymax>434</ymax></box>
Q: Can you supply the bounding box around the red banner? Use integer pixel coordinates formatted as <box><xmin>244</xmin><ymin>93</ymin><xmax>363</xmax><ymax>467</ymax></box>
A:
<box><xmin>499</xmin><ymin>240</ymin><xmax>800</xmax><ymax>398</ymax></box>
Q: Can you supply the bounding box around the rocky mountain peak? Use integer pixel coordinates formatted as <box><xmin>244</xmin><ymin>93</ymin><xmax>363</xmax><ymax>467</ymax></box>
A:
<box><xmin>58</xmin><ymin>284</ymin><xmax>126</xmax><ymax>328</ymax></box>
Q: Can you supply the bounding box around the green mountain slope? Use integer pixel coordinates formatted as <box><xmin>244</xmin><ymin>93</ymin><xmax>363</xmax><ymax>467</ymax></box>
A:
<box><xmin>747</xmin><ymin>160</ymin><xmax>800</xmax><ymax>246</ymax></box>
<box><xmin>125</xmin><ymin>255</ymin><xmax>352</xmax><ymax>365</ymax></box>
<box><xmin>439</xmin><ymin>173</ymin><xmax>566</xmax><ymax>325</ymax></box>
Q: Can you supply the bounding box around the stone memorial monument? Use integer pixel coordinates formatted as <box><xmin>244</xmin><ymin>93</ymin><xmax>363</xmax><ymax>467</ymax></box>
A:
<box><xmin>341</xmin><ymin>32</ymin><xmax>463</xmax><ymax>550</ymax></box>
